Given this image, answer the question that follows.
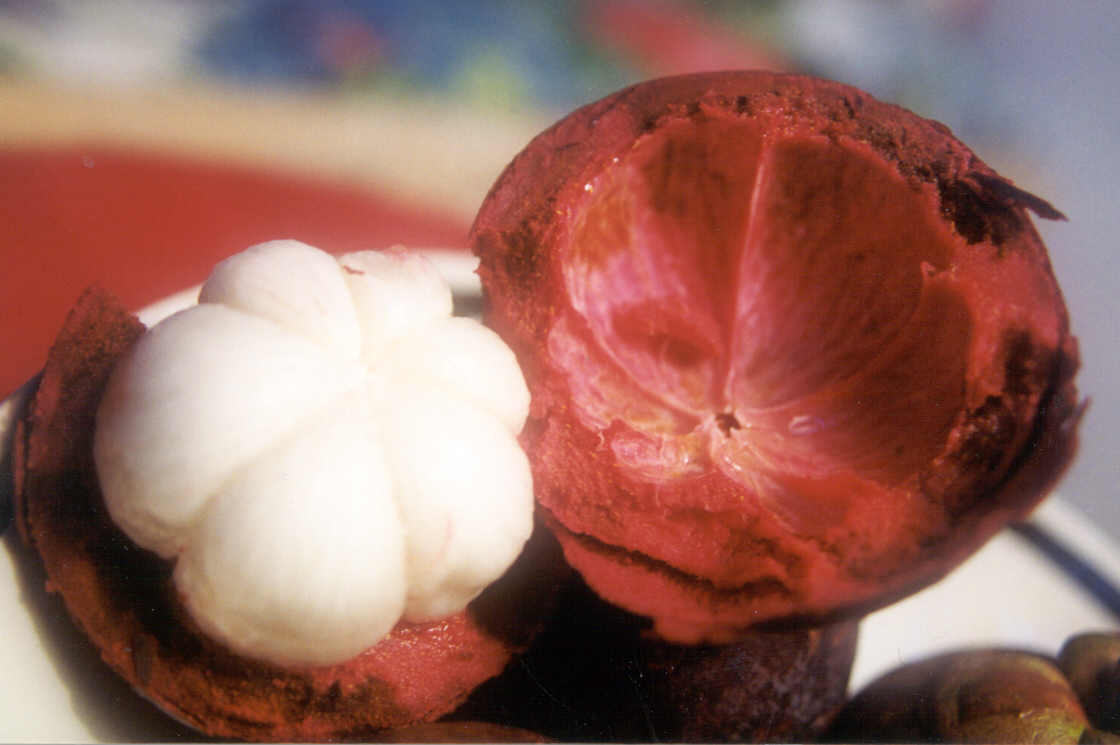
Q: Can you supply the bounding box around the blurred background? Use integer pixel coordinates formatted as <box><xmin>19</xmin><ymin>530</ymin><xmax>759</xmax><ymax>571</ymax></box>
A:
<box><xmin>1</xmin><ymin>0</ymin><xmax>1117</xmax><ymax>542</ymax></box>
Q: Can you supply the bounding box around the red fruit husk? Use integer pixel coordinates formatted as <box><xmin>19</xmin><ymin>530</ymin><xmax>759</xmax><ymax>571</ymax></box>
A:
<box><xmin>471</xmin><ymin>71</ymin><xmax>1080</xmax><ymax>642</ymax></box>
<box><xmin>12</xmin><ymin>286</ymin><xmax>567</xmax><ymax>742</ymax></box>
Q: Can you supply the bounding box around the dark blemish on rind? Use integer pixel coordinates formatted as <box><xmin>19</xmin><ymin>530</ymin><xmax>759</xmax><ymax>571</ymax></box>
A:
<box><xmin>261</xmin><ymin>676</ymin><xmax>314</xmax><ymax>720</ymax></box>
<box><xmin>864</xmin><ymin>124</ymin><xmax>901</xmax><ymax>164</ymax></box>
<box><xmin>499</xmin><ymin>227</ymin><xmax>542</xmax><ymax>289</ymax></box>
<box><xmin>939</xmin><ymin>180</ymin><xmax>992</xmax><ymax>244</ymax></box>
<box><xmin>1002</xmin><ymin>329</ymin><xmax>1045</xmax><ymax>399</ymax></box>
<box><xmin>638</xmin><ymin>113</ymin><xmax>660</xmax><ymax>135</ymax></box>
<box><xmin>970</xmin><ymin>171</ymin><xmax>1067</xmax><ymax>221</ymax></box>
<box><xmin>938</xmin><ymin>179</ymin><xmax>1022</xmax><ymax>246</ymax></box>
<box><xmin>939</xmin><ymin>172</ymin><xmax>1064</xmax><ymax>246</ymax></box>
<box><xmin>324</xmin><ymin>681</ymin><xmax>343</xmax><ymax>710</ymax></box>
<box><xmin>958</xmin><ymin>396</ymin><xmax>1019</xmax><ymax>475</ymax></box>
<box><xmin>912</xmin><ymin>163</ymin><xmax>935</xmax><ymax>182</ymax></box>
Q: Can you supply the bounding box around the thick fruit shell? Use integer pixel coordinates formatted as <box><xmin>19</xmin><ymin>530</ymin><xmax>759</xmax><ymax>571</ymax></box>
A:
<box><xmin>12</xmin><ymin>286</ymin><xmax>565</xmax><ymax>742</ymax></box>
<box><xmin>471</xmin><ymin>71</ymin><xmax>1080</xmax><ymax>642</ymax></box>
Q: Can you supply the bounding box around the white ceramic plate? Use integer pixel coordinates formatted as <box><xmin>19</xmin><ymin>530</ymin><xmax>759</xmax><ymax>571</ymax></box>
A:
<box><xmin>2</xmin><ymin>251</ymin><xmax>1118</xmax><ymax>742</ymax></box>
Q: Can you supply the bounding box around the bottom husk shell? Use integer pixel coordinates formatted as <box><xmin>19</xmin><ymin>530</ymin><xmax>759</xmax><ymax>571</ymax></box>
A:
<box><xmin>12</xmin><ymin>286</ymin><xmax>566</xmax><ymax>742</ymax></box>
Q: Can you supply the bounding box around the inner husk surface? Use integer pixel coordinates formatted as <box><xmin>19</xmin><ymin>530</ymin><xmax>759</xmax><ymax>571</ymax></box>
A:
<box><xmin>557</xmin><ymin>118</ymin><xmax>969</xmax><ymax>505</ymax></box>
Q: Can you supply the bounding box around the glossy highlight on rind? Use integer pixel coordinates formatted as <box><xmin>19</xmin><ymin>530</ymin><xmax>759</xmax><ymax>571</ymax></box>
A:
<box><xmin>471</xmin><ymin>70</ymin><xmax>1080</xmax><ymax>642</ymax></box>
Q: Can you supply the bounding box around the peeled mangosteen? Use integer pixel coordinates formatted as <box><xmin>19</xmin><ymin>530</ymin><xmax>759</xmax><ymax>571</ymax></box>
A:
<box><xmin>13</xmin><ymin>254</ymin><xmax>567</xmax><ymax>741</ymax></box>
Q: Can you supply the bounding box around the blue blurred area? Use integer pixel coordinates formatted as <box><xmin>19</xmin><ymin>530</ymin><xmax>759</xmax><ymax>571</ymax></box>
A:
<box><xmin>193</xmin><ymin>0</ymin><xmax>634</xmax><ymax>112</ymax></box>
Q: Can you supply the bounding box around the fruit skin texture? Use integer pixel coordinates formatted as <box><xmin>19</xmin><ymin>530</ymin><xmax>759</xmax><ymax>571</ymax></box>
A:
<box><xmin>826</xmin><ymin>649</ymin><xmax>1090</xmax><ymax>743</ymax></box>
<box><xmin>1059</xmin><ymin>631</ymin><xmax>1120</xmax><ymax>732</ymax></box>
<box><xmin>453</xmin><ymin>578</ymin><xmax>858</xmax><ymax>742</ymax></box>
<box><xmin>471</xmin><ymin>70</ymin><xmax>1080</xmax><ymax>642</ymax></box>
<box><xmin>12</xmin><ymin>286</ymin><xmax>566</xmax><ymax>742</ymax></box>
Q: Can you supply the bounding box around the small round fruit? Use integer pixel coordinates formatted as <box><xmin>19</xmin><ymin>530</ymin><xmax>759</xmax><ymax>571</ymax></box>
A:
<box><xmin>1059</xmin><ymin>631</ymin><xmax>1120</xmax><ymax>732</ymax></box>
<box><xmin>829</xmin><ymin>649</ymin><xmax>1090</xmax><ymax>743</ymax></box>
<box><xmin>472</xmin><ymin>71</ymin><xmax>1080</xmax><ymax>641</ymax></box>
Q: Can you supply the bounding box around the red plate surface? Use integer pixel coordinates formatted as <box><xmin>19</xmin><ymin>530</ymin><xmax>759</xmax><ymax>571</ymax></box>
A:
<box><xmin>0</xmin><ymin>146</ymin><xmax>471</xmax><ymax>397</ymax></box>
